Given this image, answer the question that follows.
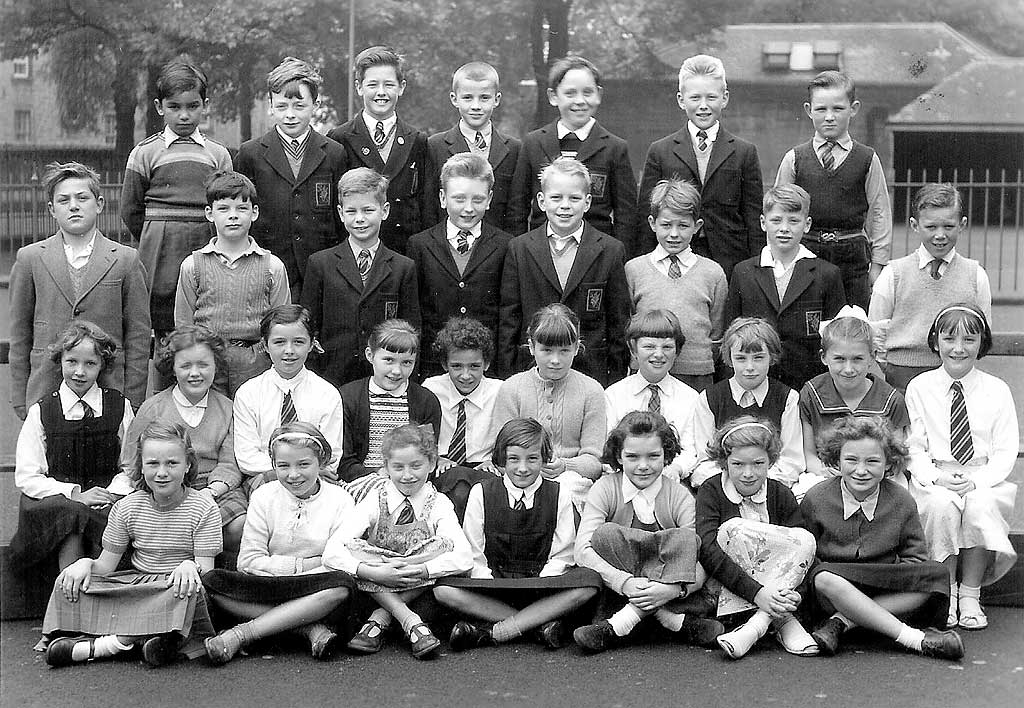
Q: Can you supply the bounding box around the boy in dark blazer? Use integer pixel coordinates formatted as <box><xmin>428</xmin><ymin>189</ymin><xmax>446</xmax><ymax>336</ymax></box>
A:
<box><xmin>508</xmin><ymin>56</ymin><xmax>638</xmax><ymax>253</ymax></box>
<box><xmin>424</xmin><ymin>62</ymin><xmax>521</xmax><ymax>230</ymax></box>
<box><xmin>326</xmin><ymin>46</ymin><xmax>429</xmax><ymax>255</ymax></box>
<box><xmin>725</xmin><ymin>185</ymin><xmax>846</xmax><ymax>390</ymax></box>
<box><xmin>301</xmin><ymin>168</ymin><xmax>420</xmax><ymax>388</ymax></box>
<box><xmin>639</xmin><ymin>54</ymin><xmax>762</xmax><ymax>281</ymax></box>
<box><xmin>235</xmin><ymin>57</ymin><xmax>348</xmax><ymax>301</ymax></box>
<box><xmin>407</xmin><ymin>153</ymin><xmax>511</xmax><ymax>378</ymax></box>
<box><xmin>10</xmin><ymin>162</ymin><xmax>151</xmax><ymax>418</ymax></box>
<box><xmin>499</xmin><ymin>157</ymin><xmax>629</xmax><ymax>386</ymax></box>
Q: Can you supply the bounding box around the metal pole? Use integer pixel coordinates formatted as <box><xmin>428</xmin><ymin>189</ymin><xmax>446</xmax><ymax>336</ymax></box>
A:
<box><xmin>347</xmin><ymin>0</ymin><xmax>356</xmax><ymax>120</ymax></box>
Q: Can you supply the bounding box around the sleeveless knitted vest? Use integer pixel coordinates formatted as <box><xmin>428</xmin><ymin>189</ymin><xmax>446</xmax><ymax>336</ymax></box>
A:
<box><xmin>793</xmin><ymin>140</ymin><xmax>872</xmax><ymax>230</ymax></box>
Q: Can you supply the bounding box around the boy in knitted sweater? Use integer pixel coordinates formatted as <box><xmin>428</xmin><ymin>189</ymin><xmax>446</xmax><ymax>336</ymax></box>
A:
<box><xmin>626</xmin><ymin>179</ymin><xmax>726</xmax><ymax>391</ymax></box>
<box><xmin>175</xmin><ymin>171</ymin><xmax>290</xmax><ymax>395</ymax></box>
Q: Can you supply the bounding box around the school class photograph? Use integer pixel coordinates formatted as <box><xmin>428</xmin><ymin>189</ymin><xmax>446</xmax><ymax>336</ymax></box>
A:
<box><xmin>0</xmin><ymin>0</ymin><xmax>1022</xmax><ymax>706</ymax></box>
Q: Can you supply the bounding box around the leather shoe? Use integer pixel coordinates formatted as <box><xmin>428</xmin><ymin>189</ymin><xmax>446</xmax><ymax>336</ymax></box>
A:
<box><xmin>347</xmin><ymin>619</ymin><xmax>386</xmax><ymax>654</ymax></box>
<box><xmin>408</xmin><ymin>623</ymin><xmax>441</xmax><ymax>659</ymax></box>
<box><xmin>573</xmin><ymin>621</ymin><xmax>619</xmax><ymax>654</ymax></box>
<box><xmin>45</xmin><ymin>637</ymin><xmax>90</xmax><ymax>667</ymax></box>
<box><xmin>919</xmin><ymin>627</ymin><xmax>964</xmax><ymax>661</ymax></box>
<box><xmin>534</xmin><ymin>620</ymin><xmax>568</xmax><ymax>650</ymax></box>
<box><xmin>449</xmin><ymin>621</ymin><xmax>494</xmax><ymax>652</ymax></box>
<box><xmin>141</xmin><ymin>634</ymin><xmax>179</xmax><ymax>667</ymax></box>
<box><xmin>678</xmin><ymin>615</ymin><xmax>725</xmax><ymax>648</ymax></box>
<box><xmin>811</xmin><ymin>617</ymin><xmax>846</xmax><ymax>656</ymax></box>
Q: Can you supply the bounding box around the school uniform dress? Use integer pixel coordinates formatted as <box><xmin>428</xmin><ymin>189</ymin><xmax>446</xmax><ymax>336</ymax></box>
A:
<box><xmin>10</xmin><ymin>384</ymin><xmax>134</xmax><ymax>566</ymax></box>
<box><xmin>9</xmin><ymin>232</ymin><xmax>152</xmax><ymax>413</ymax></box>
<box><xmin>406</xmin><ymin>220</ymin><xmax>511</xmax><ymax>377</ymax></box>
<box><xmin>904</xmin><ymin>367</ymin><xmax>1018</xmax><ymax>584</ymax></box>
<box><xmin>424</xmin><ymin>121</ymin><xmax>522</xmax><ymax>229</ymax></box>
<box><xmin>324</xmin><ymin>481</ymin><xmax>473</xmax><ymax>592</ymax></box>
<box><xmin>498</xmin><ymin>223</ymin><xmax>629</xmax><ymax>385</ymax></box>
<box><xmin>123</xmin><ymin>387</ymin><xmax>247</xmax><ymax>526</ymax></box>
<box><xmin>327</xmin><ymin>114</ymin><xmax>430</xmax><ymax>254</ymax></box>
<box><xmin>799</xmin><ymin>477</ymin><xmax>949</xmax><ymax>626</ymax></box>
<box><xmin>121</xmin><ymin>126</ymin><xmax>232</xmax><ymax>331</ymax></box>
<box><xmin>175</xmin><ymin>238</ymin><xmax>289</xmax><ymax>395</ymax></box>
<box><xmin>301</xmin><ymin>239</ymin><xmax>420</xmax><ymax>387</ymax></box>
<box><xmin>726</xmin><ymin>246</ymin><xmax>846</xmax><ymax>390</ymax></box>
<box><xmin>695</xmin><ymin>475</ymin><xmax>815</xmax><ymax>617</ymax></box>
<box><xmin>234</xmin><ymin>127</ymin><xmax>349</xmax><ymax>298</ymax></box>
<box><xmin>202</xmin><ymin>481</ymin><xmax>356</xmax><ymax>606</ymax></box>
<box><xmin>508</xmin><ymin>118</ymin><xmax>639</xmax><ymax>253</ymax></box>
<box><xmin>638</xmin><ymin>122</ymin><xmax>763</xmax><ymax>279</ymax></box>
<box><xmin>43</xmin><ymin>488</ymin><xmax>223</xmax><ymax>659</ymax></box>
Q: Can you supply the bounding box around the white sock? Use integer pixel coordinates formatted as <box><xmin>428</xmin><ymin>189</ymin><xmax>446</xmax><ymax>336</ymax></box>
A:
<box><xmin>72</xmin><ymin>634</ymin><xmax>131</xmax><ymax>661</ymax></box>
<box><xmin>895</xmin><ymin>625</ymin><xmax>925</xmax><ymax>651</ymax></box>
<box><xmin>608</xmin><ymin>604</ymin><xmax>643</xmax><ymax>637</ymax></box>
<box><xmin>367</xmin><ymin>608</ymin><xmax>392</xmax><ymax>635</ymax></box>
<box><xmin>959</xmin><ymin>584</ymin><xmax>983</xmax><ymax>615</ymax></box>
<box><xmin>400</xmin><ymin>612</ymin><xmax>424</xmax><ymax>636</ymax></box>
<box><xmin>717</xmin><ymin>612</ymin><xmax>770</xmax><ymax>658</ymax></box>
<box><xmin>831</xmin><ymin>613</ymin><xmax>855</xmax><ymax>630</ymax></box>
<box><xmin>774</xmin><ymin>614</ymin><xmax>816</xmax><ymax>651</ymax></box>
<box><xmin>654</xmin><ymin>609</ymin><xmax>686</xmax><ymax>632</ymax></box>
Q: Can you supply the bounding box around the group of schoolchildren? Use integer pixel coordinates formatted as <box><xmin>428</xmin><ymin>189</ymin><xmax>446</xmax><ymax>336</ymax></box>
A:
<box><xmin>7</xmin><ymin>44</ymin><xmax>1017</xmax><ymax>671</ymax></box>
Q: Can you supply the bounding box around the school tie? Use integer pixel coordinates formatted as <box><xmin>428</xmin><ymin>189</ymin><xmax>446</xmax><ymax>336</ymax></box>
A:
<box><xmin>280</xmin><ymin>391</ymin><xmax>298</xmax><ymax>426</ymax></box>
<box><xmin>513</xmin><ymin>493</ymin><xmax>527</xmax><ymax>512</ymax></box>
<box><xmin>474</xmin><ymin>131</ymin><xmax>487</xmax><ymax>150</ymax></box>
<box><xmin>739</xmin><ymin>390</ymin><xmax>756</xmax><ymax>408</ymax></box>
<box><xmin>949</xmin><ymin>381</ymin><xmax>974</xmax><ymax>464</ymax></box>
<box><xmin>929</xmin><ymin>258</ymin><xmax>943</xmax><ymax>280</ymax></box>
<box><xmin>456</xmin><ymin>230</ymin><xmax>471</xmax><ymax>255</ymax></box>
<box><xmin>373</xmin><ymin>121</ymin><xmax>387</xmax><ymax>149</ymax></box>
<box><xmin>449</xmin><ymin>399</ymin><xmax>468</xmax><ymax>465</ymax></box>
<box><xmin>819</xmin><ymin>140</ymin><xmax>837</xmax><ymax>172</ymax></box>
<box><xmin>696</xmin><ymin>129</ymin><xmax>709</xmax><ymax>152</ymax></box>
<box><xmin>80</xmin><ymin>400</ymin><xmax>95</xmax><ymax>419</ymax></box>
<box><xmin>357</xmin><ymin>249</ymin><xmax>372</xmax><ymax>282</ymax></box>
<box><xmin>647</xmin><ymin>384</ymin><xmax>662</xmax><ymax>415</ymax></box>
<box><xmin>396</xmin><ymin>497</ymin><xmax>416</xmax><ymax>525</ymax></box>
<box><xmin>667</xmin><ymin>254</ymin><xmax>682</xmax><ymax>279</ymax></box>
<box><xmin>559</xmin><ymin>132</ymin><xmax>581</xmax><ymax>157</ymax></box>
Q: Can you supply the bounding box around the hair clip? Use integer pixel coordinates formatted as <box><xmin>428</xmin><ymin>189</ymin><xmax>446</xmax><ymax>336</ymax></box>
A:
<box><xmin>269</xmin><ymin>431</ymin><xmax>327</xmax><ymax>456</ymax></box>
<box><xmin>722</xmin><ymin>421</ymin><xmax>773</xmax><ymax>441</ymax></box>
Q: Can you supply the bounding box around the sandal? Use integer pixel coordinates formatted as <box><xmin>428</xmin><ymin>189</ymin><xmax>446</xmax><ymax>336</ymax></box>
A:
<box><xmin>347</xmin><ymin>619</ymin><xmax>386</xmax><ymax>654</ymax></box>
<box><xmin>957</xmin><ymin>608</ymin><xmax>988</xmax><ymax>630</ymax></box>
<box><xmin>946</xmin><ymin>595</ymin><xmax>959</xmax><ymax>629</ymax></box>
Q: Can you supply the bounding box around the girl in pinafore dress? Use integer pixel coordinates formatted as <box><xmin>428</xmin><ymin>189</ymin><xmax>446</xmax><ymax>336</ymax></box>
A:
<box><xmin>800</xmin><ymin>416</ymin><xmax>963</xmax><ymax>660</ymax></box>
<box><xmin>325</xmin><ymin>424</ymin><xmax>472</xmax><ymax>659</ymax></box>
<box><xmin>202</xmin><ymin>422</ymin><xmax>356</xmax><ymax>664</ymax></box>
<box><xmin>696</xmin><ymin>415</ymin><xmax>818</xmax><ymax>659</ymax></box>
<box><xmin>43</xmin><ymin>421</ymin><xmax>222</xmax><ymax>667</ymax></box>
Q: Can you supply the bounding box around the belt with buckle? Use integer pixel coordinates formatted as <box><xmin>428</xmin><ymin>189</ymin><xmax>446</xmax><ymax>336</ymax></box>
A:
<box><xmin>228</xmin><ymin>339</ymin><xmax>259</xmax><ymax>348</ymax></box>
<box><xmin>805</xmin><ymin>229</ymin><xmax>864</xmax><ymax>243</ymax></box>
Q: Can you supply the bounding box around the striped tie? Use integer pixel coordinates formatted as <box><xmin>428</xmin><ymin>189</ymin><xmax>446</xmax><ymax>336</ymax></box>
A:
<box><xmin>949</xmin><ymin>381</ymin><xmax>974</xmax><ymax>464</ymax></box>
<box><xmin>449</xmin><ymin>399</ymin><xmax>468</xmax><ymax>465</ymax></box>
<box><xmin>929</xmin><ymin>258</ymin><xmax>943</xmax><ymax>280</ymax></box>
<box><xmin>373</xmin><ymin>121</ymin><xmax>386</xmax><ymax>148</ymax></box>
<box><xmin>647</xmin><ymin>384</ymin><xmax>661</xmax><ymax>415</ymax></box>
<box><xmin>80</xmin><ymin>400</ymin><xmax>95</xmax><ymax>419</ymax></box>
<box><xmin>667</xmin><ymin>255</ymin><xmax>682</xmax><ymax>279</ymax></box>
<box><xmin>358</xmin><ymin>249</ymin><xmax>372</xmax><ymax>281</ymax></box>
<box><xmin>819</xmin><ymin>140</ymin><xmax>837</xmax><ymax>172</ymax></box>
<box><xmin>474</xmin><ymin>131</ymin><xmax>487</xmax><ymax>150</ymax></box>
<box><xmin>513</xmin><ymin>493</ymin><xmax>526</xmax><ymax>511</ymax></box>
<box><xmin>280</xmin><ymin>391</ymin><xmax>298</xmax><ymax>426</ymax></box>
<box><xmin>396</xmin><ymin>497</ymin><xmax>416</xmax><ymax>525</ymax></box>
<box><xmin>456</xmin><ymin>230</ymin><xmax>471</xmax><ymax>255</ymax></box>
<box><xmin>696</xmin><ymin>129</ymin><xmax>708</xmax><ymax>152</ymax></box>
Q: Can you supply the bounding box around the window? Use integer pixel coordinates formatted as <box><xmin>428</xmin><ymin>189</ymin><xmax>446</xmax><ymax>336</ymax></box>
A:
<box><xmin>11</xmin><ymin>57</ymin><xmax>31</xmax><ymax>80</ymax></box>
<box><xmin>14</xmin><ymin>109</ymin><xmax>31</xmax><ymax>141</ymax></box>
<box><xmin>813</xmin><ymin>41</ymin><xmax>842</xmax><ymax>70</ymax></box>
<box><xmin>762</xmin><ymin>42</ymin><xmax>791</xmax><ymax>71</ymax></box>
<box><xmin>789</xmin><ymin>43</ymin><xmax>815</xmax><ymax>71</ymax></box>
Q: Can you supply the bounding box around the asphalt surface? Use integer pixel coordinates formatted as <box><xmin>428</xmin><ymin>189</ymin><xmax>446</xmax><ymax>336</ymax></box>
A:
<box><xmin>2</xmin><ymin>608</ymin><xmax>1023</xmax><ymax>708</ymax></box>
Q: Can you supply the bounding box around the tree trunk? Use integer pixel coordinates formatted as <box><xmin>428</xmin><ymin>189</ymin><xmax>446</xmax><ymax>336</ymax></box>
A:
<box><xmin>112</xmin><ymin>49</ymin><xmax>140</xmax><ymax>166</ymax></box>
<box><xmin>531</xmin><ymin>0</ymin><xmax>572</xmax><ymax>129</ymax></box>
<box><xmin>237</xmin><ymin>62</ymin><xmax>254</xmax><ymax>143</ymax></box>
<box><xmin>146</xmin><ymin>64</ymin><xmax>163</xmax><ymax>137</ymax></box>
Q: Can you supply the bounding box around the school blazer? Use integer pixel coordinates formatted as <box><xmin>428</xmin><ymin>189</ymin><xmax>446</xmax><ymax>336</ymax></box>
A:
<box><xmin>423</xmin><ymin>125</ymin><xmax>522</xmax><ymax>229</ymax></box>
<box><xmin>498</xmin><ymin>223</ymin><xmax>629</xmax><ymax>386</ymax></box>
<box><xmin>638</xmin><ymin>127</ymin><xmax>763</xmax><ymax>280</ymax></box>
<box><xmin>8</xmin><ymin>233</ymin><xmax>151</xmax><ymax>413</ymax></box>
<box><xmin>326</xmin><ymin>117</ymin><xmax>430</xmax><ymax>254</ymax></box>
<box><xmin>508</xmin><ymin>120</ymin><xmax>639</xmax><ymax>253</ymax></box>
<box><xmin>234</xmin><ymin>129</ymin><xmax>349</xmax><ymax>294</ymax></box>
<box><xmin>300</xmin><ymin>242</ymin><xmax>420</xmax><ymax>388</ymax></box>
<box><xmin>725</xmin><ymin>256</ymin><xmax>846</xmax><ymax>389</ymax></box>
<box><xmin>338</xmin><ymin>378</ymin><xmax>442</xmax><ymax>482</ymax></box>
<box><xmin>406</xmin><ymin>222</ymin><xmax>512</xmax><ymax>371</ymax></box>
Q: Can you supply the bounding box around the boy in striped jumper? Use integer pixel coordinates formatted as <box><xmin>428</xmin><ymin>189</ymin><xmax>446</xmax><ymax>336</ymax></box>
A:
<box><xmin>121</xmin><ymin>60</ymin><xmax>233</xmax><ymax>340</ymax></box>
<box><xmin>174</xmin><ymin>171</ymin><xmax>290</xmax><ymax>395</ymax></box>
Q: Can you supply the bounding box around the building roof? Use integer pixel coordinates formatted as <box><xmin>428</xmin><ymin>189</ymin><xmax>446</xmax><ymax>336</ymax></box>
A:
<box><xmin>654</xmin><ymin>23</ymin><xmax>991</xmax><ymax>86</ymax></box>
<box><xmin>889</xmin><ymin>59</ymin><xmax>1024</xmax><ymax>128</ymax></box>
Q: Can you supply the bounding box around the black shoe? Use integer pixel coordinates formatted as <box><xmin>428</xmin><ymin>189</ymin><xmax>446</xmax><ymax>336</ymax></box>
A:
<box><xmin>919</xmin><ymin>627</ymin><xmax>965</xmax><ymax>661</ymax></box>
<box><xmin>677</xmin><ymin>615</ymin><xmax>725</xmax><ymax>648</ymax></box>
<box><xmin>45</xmin><ymin>637</ymin><xmax>89</xmax><ymax>667</ymax></box>
<box><xmin>141</xmin><ymin>634</ymin><xmax>179</xmax><ymax>667</ymax></box>
<box><xmin>811</xmin><ymin>617</ymin><xmax>846</xmax><ymax>656</ymax></box>
<box><xmin>448</xmin><ymin>621</ymin><xmax>494</xmax><ymax>653</ymax></box>
<box><xmin>573</xmin><ymin>621</ymin><xmax>619</xmax><ymax>654</ymax></box>
<box><xmin>533</xmin><ymin>620</ymin><xmax>568</xmax><ymax>650</ymax></box>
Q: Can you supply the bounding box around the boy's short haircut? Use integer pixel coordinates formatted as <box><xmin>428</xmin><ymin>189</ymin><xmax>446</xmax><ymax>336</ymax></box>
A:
<box><xmin>806</xmin><ymin>70</ymin><xmax>856</xmax><ymax>104</ymax></box>
<box><xmin>260</xmin><ymin>304</ymin><xmax>315</xmax><ymax>342</ymax></box>
<box><xmin>354</xmin><ymin>45</ymin><xmax>405</xmax><ymax>84</ymax></box>
<box><xmin>548</xmin><ymin>55</ymin><xmax>601</xmax><ymax>89</ymax></box>
<box><xmin>913</xmin><ymin>183</ymin><xmax>963</xmax><ymax>219</ymax></box>
<box><xmin>368</xmin><ymin>319</ymin><xmax>420</xmax><ymax>354</ymax></box>
<box><xmin>432</xmin><ymin>316</ymin><xmax>495</xmax><ymax>364</ymax></box>
<box><xmin>625</xmin><ymin>309</ymin><xmax>686</xmax><ymax>352</ymax></box>
<box><xmin>157</xmin><ymin>59</ymin><xmax>209</xmax><ymax>101</ymax></box>
<box><xmin>205</xmin><ymin>170</ymin><xmax>258</xmax><ymax>205</ymax></box>
<box><xmin>338</xmin><ymin>167</ymin><xmax>389</xmax><ymax>207</ymax></box>
<box><xmin>538</xmin><ymin>156</ymin><xmax>591</xmax><ymax>193</ymax></box>
<box><xmin>720</xmin><ymin>316</ymin><xmax>783</xmax><ymax>365</ymax></box>
<box><xmin>440</xmin><ymin>153</ymin><xmax>494</xmax><ymax>191</ymax></box>
<box><xmin>267</xmin><ymin>56</ymin><xmax>323</xmax><ymax>101</ymax></box>
<box><xmin>491</xmin><ymin>417</ymin><xmax>553</xmax><ymax>467</ymax></box>
<box><xmin>678</xmin><ymin>54</ymin><xmax>727</xmax><ymax>92</ymax></box>
<box><xmin>451</xmin><ymin>61</ymin><xmax>500</xmax><ymax>93</ymax></box>
<box><xmin>648</xmin><ymin>178</ymin><xmax>701</xmax><ymax>220</ymax></box>
<box><xmin>42</xmin><ymin>161</ymin><xmax>102</xmax><ymax>202</ymax></box>
<box><xmin>763</xmin><ymin>184</ymin><xmax>810</xmax><ymax>216</ymax></box>
<box><xmin>47</xmin><ymin>319</ymin><xmax>118</xmax><ymax>368</ymax></box>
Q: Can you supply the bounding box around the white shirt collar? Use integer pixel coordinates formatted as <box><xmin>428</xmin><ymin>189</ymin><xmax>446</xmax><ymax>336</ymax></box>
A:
<box><xmin>915</xmin><ymin>243</ymin><xmax>955</xmax><ymax>267</ymax></box>
<box><xmin>812</xmin><ymin>133</ymin><xmax>852</xmax><ymax>151</ymax></box>
<box><xmin>268</xmin><ymin>366</ymin><xmax>308</xmax><ymax>392</ymax></box>
<box><xmin>759</xmin><ymin>244</ymin><xmax>816</xmax><ymax>272</ymax></box>
<box><xmin>362</xmin><ymin>112</ymin><xmax>396</xmax><ymax>136</ymax></box>
<box><xmin>199</xmin><ymin>237</ymin><xmax>268</xmax><ymax>260</ymax></box>
<box><xmin>276</xmin><ymin>125</ymin><xmax>311</xmax><ymax>146</ymax></box>
<box><xmin>162</xmin><ymin>125</ymin><xmax>206</xmax><ymax>147</ymax></box>
<box><xmin>385</xmin><ymin>479</ymin><xmax>429</xmax><ymax>514</ymax></box>
<box><xmin>58</xmin><ymin>382</ymin><xmax>103</xmax><ymax>417</ymax></box>
<box><xmin>348</xmin><ymin>238</ymin><xmax>380</xmax><ymax>262</ymax></box>
<box><xmin>841</xmin><ymin>480</ymin><xmax>880</xmax><ymax>521</ymax></box>
<box><xmin>172</xmin><ymin>385</ymin><xmax>208</xmax><ymax>410</ymax></box>
<box><xmin>445</xmin><ymin>219</ymin><xmax>482</xmax><ymax>248</ymax></box>
<box><xmin>721</xmin><ymin>474</ymin><xmax>768</xmax><ymax>505</ymax></box>
<box><xmin>502</xmin><ymin>474</ymin><xmax>542</xmax><ymax>506</ymax></box>
<box><xmin>546</xmin><ymin>222</ymin><xmax>584</xmax><ymax>244</ymax></box>
<box><xmin>650</xmin><ymin>244</ymin><xmax>696</xmax><ymax>268</ymax></box>
<box><xmin>556</xmin><ymin>118</ymin><xmax>596</xmax><ymax>141</ymax></box>
<box><xmin>459</xmin><ymin>120</ymin><xmax>492</xmax><ymax>144</ymax></box>
<box><xmin>621</xmin><ymin>473</ymin><xmax>662</xmax><ymax>525</ymax></box>
<box><xmin>934</xmin><ymin>362</ymin><xmax>980</xmax><ymax>391</ymax></box>
<box><xmin>62</xmin><ymin>232</ymin><xmax>96</xmax><ymax>264</ymax></box>
<box><xmin>368</xmin><ymin>377</ymin><xmax>409</xmax><ymax>397</ymax></box>
<box><xmin>728</xmin><ymin>376</ymin><xmax>769</xmax><ymax>406</ymax></box>
<box><xmin>687</xmin><ymin>120</ymin><xmax>720</xmax><ymax>144</ymax></box>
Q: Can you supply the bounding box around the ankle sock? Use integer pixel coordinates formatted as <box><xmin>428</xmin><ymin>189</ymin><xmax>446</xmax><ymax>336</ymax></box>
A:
<box><xmin>654</xmin><ymin>609</ymin><xmax>686</xmax><ymax>632</ymax></box>
<box><xmin>301</xmin><ymin>622</ymin><xmax>334</xmax><ymax>643</ymax></box>
<box><xmin>72</xmin><ymin>634</ymin><xmax>131</xmax><ymax>661</ymax></box>
<box><xmin>491</xmin><ymin>617</ymin><xmax>523</xmax><ymax>643</ymax></box>
<box><xmin>399</xmin><ymin>612</ymin><xmax>424</xmax><ymax>636</ymax></box>
<box><xmin>959</xmin><ymin>584</ymin><xmax>982</xmax><ymax>616</ymax></box>
<box><xmin>774</xmin><ymin>614</ymin><xmax>815</xmax><ymax>651</ymax></box>
<box><xmin>717</xmin><ymin>611</ymin><xmax>770</xmax><ymax>657</ymax></box>
<box><xmin>608</xmin><ymin>604</ymin><xmax>643</xmax><ymax>637</ymax></box>
<box><xmin>895</xmin><ymin>625</ymin><xmax>925</xmax><ymax>652</ymax></box>
<box><xmin>831</xmin><ymin>613</ymin><xmax>854</xmax><ymax>631</ymax></box>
